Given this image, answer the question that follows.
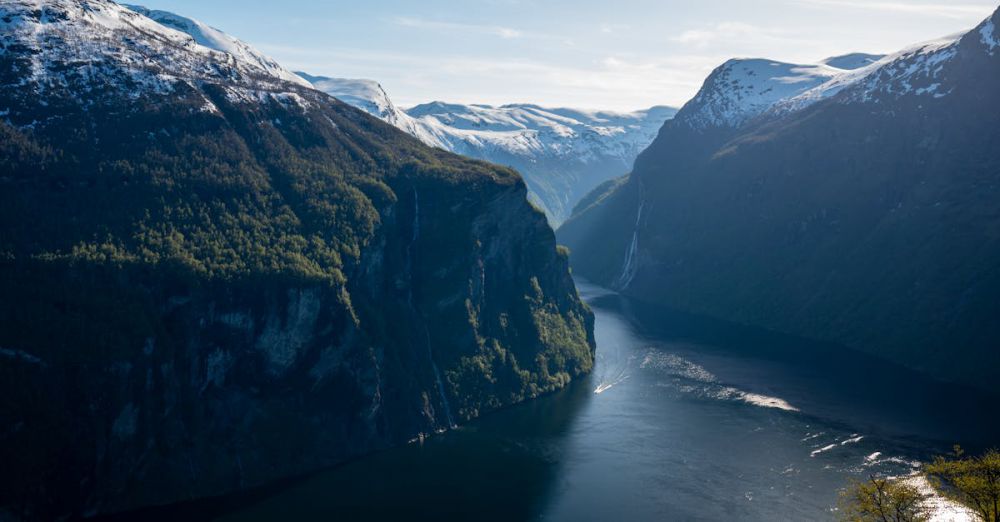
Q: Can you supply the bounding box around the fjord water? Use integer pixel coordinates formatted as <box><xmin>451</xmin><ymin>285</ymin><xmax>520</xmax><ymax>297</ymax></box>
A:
<box><xmin>129</xmin><ymin>281</ymin><xmax>998</xmax><ymax>521</ymax></box>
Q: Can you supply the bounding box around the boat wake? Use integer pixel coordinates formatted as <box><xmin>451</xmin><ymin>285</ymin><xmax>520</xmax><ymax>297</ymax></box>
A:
<box><xmin>594</xmin><ymin>354</ymin><xmax>633</xmax><ymax>394</ymax></box>
<box><xmin>642</xmin><ymin>350</ymin><xmax>800</xmax><ymax>412</ymax></box>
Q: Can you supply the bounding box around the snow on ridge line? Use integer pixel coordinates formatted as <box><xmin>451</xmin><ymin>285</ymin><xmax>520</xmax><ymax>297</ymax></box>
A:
<box><xmin>12</xmin><ymin>0</ymin><xmax>306</xmax><ymax>87</ymax></box>
<box><xmin>2</xmin><ymin>0</ymin><xmax>327</xmax><ymax>124</ymax></box>
<box><xmin>302</xmin><ymin>73</ymin><xmax>676</xmax><ymax>166</ymax></box>
<box><xmin>678</xmin><ymin>57</ymin><xmax>847</xmax><ymax>130</ymax></box>
<box><xmin>123</xmin><ymin>4</ymin><xmax>311</xmax><ymax>87</ymax></box>
<box><xmin>679</xmin><ymin>7</ymin><xmax>999</xmax><ymax>131</ymax></box>
<box><xmin>781</xmin><ymin>31</ymin><xmax>966</xmax><ymax>110</ymax></box>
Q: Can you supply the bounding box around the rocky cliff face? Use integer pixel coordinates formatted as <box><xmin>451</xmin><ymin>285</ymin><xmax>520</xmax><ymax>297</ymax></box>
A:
<box><xmin>0</xmin><ymin>1</ymin><xmax>594</xmax><ymax>519</ymax></box>
<box><xmin>560</xmin><ymin>8</ymin><xmax>1000</xmax><ymax>392</ymax></box>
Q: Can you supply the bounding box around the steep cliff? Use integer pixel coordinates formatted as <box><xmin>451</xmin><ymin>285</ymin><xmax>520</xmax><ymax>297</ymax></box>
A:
<box><xmin>560</xmin><ymin>9</ymin><xmax>1000</xmax><ymax>392</ymax></box>
<box><xmin>0</xmin><ymin>1</ymin><xmax>594</xmax><ymax>519</ymax></box>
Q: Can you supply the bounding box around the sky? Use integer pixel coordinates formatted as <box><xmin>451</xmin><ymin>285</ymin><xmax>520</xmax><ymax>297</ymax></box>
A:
<box><xmin>134</xmin><ymin>0</ymin><xmax>998</xmax><ymax>111</ymax></box>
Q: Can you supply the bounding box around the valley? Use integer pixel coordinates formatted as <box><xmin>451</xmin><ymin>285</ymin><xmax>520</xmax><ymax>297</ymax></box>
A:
<box><xmin>1</xmin><ymin>1</ymin><xmax>998</xmax><ymax>521</ymax></box>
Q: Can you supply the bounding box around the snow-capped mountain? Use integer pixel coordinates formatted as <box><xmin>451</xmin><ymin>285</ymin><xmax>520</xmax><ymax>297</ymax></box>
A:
<box><xmin>50</xmin><ymin>2</ymin><xmax>674</xmax><ymax>226</ymax></box>
<box><xmin>560</xmin><ymin>6</ymin><xmax>1000</xmax><ymax>394</ymax></box>
<box><xmin>296</xmin><ymin>73</ymin><xmax>405</xmax><ymax>124</ymax></box>
<box><xmin>1</xmin><ymin>0</ymin><xmax>595</xmax><ymax>518</ymax></box>
<box><xmin>294</xmin><ymin>72</ymin><xmax>439</xmax><ymax>145</ymax></box>
<box><xmin>678</xmin><ymin>59</ymin><xmax>845</xmax><ymax>130</ymax></box>
<box><xmin>124</xmin><ymin>5</ymin><xmax>310</xmax><ymax>87</ymax></box>
<box><xmin>677</xmin><ymin>52</ymin><xmax>888</xmax><ymax>130</ymax></box>
<box><xmin>301</xmin><ymin>74</ymin><xmax>677</xmax><ymax>225</ymax></box>
<box><xmin>0</xmin><ymin>0</ymin><xmax>316</xmax><ymax>124</ymax></box>
<box><xmin>404</xmin><ymin>101</ymin><xmax>675</xmax><ymax>165</ymax></box>
<box><xmin>676</xmin><ymin>19</ymin><xmax>997</xmax><ymax>134</ymax></box>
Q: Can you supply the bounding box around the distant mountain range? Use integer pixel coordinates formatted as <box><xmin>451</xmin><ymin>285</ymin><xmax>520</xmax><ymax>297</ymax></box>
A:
<box><xmin>299</xmin><ymin>73</ymin><xmax>677</xmax><ymax>225</ymax></box>
<box><xmin>560</xmin><ymin>7</ymin><xmax>1000</xmax><ymax>392</ymax></box>
<box><xmin>79</xmin><ymin>5</ymin><xmax>678</xmax><ymax>227</ymax></box>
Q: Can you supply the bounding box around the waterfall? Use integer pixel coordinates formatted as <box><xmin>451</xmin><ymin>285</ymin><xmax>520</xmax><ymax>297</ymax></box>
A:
<box><xmin>425</xmin><ymin>328</ymin><xmax>456</xmax><ymax>429</ymax></box>
<box><xmin>408</xmin><ymin>190</ymin><xmax>456</xmax><ymax>428</ymax></box>
<box><xmin>615</xmin><ymin>180</ymin><xmax>644</xmax><ymax>290</ymax></box>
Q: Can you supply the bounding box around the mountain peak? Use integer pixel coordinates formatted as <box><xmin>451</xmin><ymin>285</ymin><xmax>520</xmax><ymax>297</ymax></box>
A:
<box><xmin>295</xmin><ymin>74</ymin><xmax>405</xmax><ymax>123</ymax></box>
<box><xmin>674</xmin><ymin>14</ymin><xmax>997</xmax><ymax>133</ymax></box>
<box><xmin>678</xmin><ymin>58</ymin><xmax>842</xmax><ymax>130</ymax></box>
<box><xmin>1</xmin><ymin>0</ymin><xmax>311</xmax><ymax>108</ymax></box>
<box><xmin>406</xmin><ymin>101</ymin><xmax>478</xmax><ymax>118</ymax></box>
<box><xmin>124</xmin><ymin>4</ymin><xmax>310</xmax><ymax>87</ymax></box>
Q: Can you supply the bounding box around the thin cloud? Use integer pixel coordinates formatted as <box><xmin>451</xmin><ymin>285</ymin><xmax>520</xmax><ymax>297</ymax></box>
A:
<box><xmin>393</xmin><ymin>17</ymin><xmax>523</xmax><ymax>39</ymax></box>
<box><xmin>599</xmin><ymin>23</ymin><xmax>631</xmax><ymax>34</ymax></box>
<box><xmin>671</xmin><ymin>22</ymin><xmax>807</xmax><ymax>49</ymax></box>
<box><xmin>792</xmin><ymin>0</ymin><xmax>994</xmax><ymax>19</ymax></box>
<box><xmin>258</xmin><ymin>42</ymin><xmax>719</xmax><ymax>110</ymax></box>
<box><xmin>252</xmin><ymin>1</ymin><xmax>994</xmax><ymax>111</ymax></box>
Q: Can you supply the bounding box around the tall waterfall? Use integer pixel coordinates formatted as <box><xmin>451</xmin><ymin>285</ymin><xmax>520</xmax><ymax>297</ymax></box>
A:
<box><xmin>615</xmin><ymin>180</ymin><xmax>644</xmax><ymax>291</ymax></box>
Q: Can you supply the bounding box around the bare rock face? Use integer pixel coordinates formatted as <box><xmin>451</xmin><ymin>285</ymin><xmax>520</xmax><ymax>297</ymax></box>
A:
<box><xmin>0</xmin><ymin>1</ymin><xmax>594</xmax><ymax>519</ymax></box>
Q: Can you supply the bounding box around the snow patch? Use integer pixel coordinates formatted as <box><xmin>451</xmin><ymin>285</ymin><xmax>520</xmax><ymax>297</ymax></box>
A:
<box><xmin>303</xmin><ymin>73</ymin><xmax>675</xmax><ymax>173</ymax></box>
<box><xmin>981</xmin><ymin>18</ymin><xmax>998</xmax><ymax>53</ymax></box>
<box><xmin>1</xmin><ymin>0</ymin><xmax>313</xmax><ymax>122</ymax></box>
<box><xmin>125</xmin><ymin>5</ymin><xmax>310</xmax><ymax>87</ymax></box>
<box><xmin>681</xmin><ymin>59</ymin><xmax>844</xmax><ymax>129</ymax></box>
<box><xmin>677</xmin><ymin>11</ymin><xmax>997</xmax><ymax>131</ymax></box>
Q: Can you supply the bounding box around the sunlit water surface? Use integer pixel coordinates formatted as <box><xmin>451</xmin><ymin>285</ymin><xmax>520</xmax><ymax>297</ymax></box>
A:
<box><xmin>115</xmin><ymin>281</ymin><xmax>999</xmax><ymax>521</ymax></box>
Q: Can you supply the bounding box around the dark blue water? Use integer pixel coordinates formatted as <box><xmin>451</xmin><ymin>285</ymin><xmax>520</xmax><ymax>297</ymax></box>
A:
<box><xmin>118</xmin><ymin>281</ymin><xmax>1000</xmax><ymax>521</ymax></box>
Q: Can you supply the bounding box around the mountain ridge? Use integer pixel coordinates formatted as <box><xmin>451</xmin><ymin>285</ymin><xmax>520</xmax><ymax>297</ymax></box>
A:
<box><xmin>559</xmin><ymin>6</ymin><xmax>1000</xmax><ymax>393</ymax></box>
<box><xmin>0</xmin><ymin>1</ymin><xmax>595</xmax><ymax>518</ymax></box>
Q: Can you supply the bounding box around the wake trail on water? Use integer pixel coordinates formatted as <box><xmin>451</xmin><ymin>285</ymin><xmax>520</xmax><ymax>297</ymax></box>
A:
<box><xmin>594</xmin><ymin>364</ymin><xmax>629</xmax><ymax>394</ymax></box>
<box><xmin>593</xmin><ymin>349</ymin><xmax>634</xmax><ymax>394</ymax></box>
<box><xmin>640</xmin><ymin>350</ymin><xmax>800</xmax><ymax>412</ymax></box>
